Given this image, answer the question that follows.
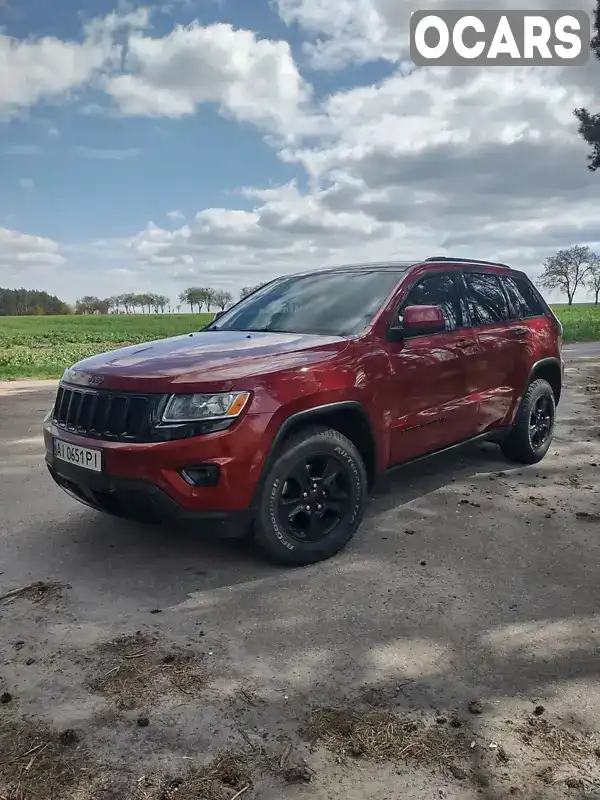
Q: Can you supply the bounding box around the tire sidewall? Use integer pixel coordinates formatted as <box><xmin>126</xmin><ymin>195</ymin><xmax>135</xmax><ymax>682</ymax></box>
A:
<box><xmin>258</xmin><ymin>433</ymin><xmax>366</xmax><ymax>562</ymax></box>
<box><xmin>524</xmin><ymin>381</ymin><xmax>555</xmax><ymax>460</ymax></box>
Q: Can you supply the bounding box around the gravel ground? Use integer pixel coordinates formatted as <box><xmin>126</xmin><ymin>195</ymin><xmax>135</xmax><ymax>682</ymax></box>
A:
<box><xmin>1</xmin><ymin>343</ymin><xmax>600</xmax><ymax>799</ymax></box>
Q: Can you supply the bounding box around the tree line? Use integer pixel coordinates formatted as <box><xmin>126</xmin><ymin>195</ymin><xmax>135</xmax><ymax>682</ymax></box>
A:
<box><xmin>0</xmin><ymin>288</ymin><xmax>70</xmax><ymax>316</ymax></box>
<box><xmin>74</xmin><ymin>285</ymin><xmax>266</xmax><ymax>315</ymax></box>
<box><xmin>75</xmin><ymin>293</ymin><xmax>172</xmax><ymax>315</ymax></box>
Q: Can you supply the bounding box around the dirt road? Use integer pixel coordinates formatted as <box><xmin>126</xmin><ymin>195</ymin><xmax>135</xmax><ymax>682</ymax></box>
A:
<box><xmin>1</xmin><ymin>345</ymin><xmax>600</xmax><ymax>799</ymax></box>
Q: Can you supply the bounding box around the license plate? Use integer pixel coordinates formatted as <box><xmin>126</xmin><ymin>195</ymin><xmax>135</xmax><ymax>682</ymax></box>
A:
<box><xmin>53</xmin><ymin>438</ymin><xmax>102</xmax><ymax>472</ymax></box>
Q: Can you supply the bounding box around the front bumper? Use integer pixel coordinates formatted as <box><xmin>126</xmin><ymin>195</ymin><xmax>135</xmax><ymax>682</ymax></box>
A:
<box><xmin>45</xmin><ymin>454</ymin><xmax>255</xmax><ymax>537</ymax></box>
<box><xmin>43</xmin><ymin>409</ymin><xmax>275</xmax><ymax>535</ymax></box>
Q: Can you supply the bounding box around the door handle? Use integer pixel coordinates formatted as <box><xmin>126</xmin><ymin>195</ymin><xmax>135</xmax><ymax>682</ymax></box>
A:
<box><xmin>456</xmin><ymin>339</ymin><xmax>476</xmax><ymax>350</ymax></box>
<box><xmin>508</xmin><ymin>326</ymin><xmax>529</xmax><ymax>337</ymax></box>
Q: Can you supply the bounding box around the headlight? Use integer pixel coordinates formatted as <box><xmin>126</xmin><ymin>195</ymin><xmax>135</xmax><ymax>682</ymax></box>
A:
<box><xmin>162</xmin><ymin>391</ymin><xmax>250</xmax><ymax>423</ymax></box>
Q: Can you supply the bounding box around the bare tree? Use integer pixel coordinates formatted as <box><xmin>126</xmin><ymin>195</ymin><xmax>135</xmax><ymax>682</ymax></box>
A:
<box><xmin>538</xmin><ymin>245</ymin><xmax>593</xmax><ymax>306</ymax></box>
<box><xmin>213</xmin><ymin>289</ymin><xmax>233</xmax><ymax>311</ymax></box>
<box><xmin>240</xmin><ymin>283</ymin><xmax>265</xmax><ymax>300</ymax></box>
<box><xmin>584</xmin><ymin>251</ymin><xmax>600</xmax><ymax>305</ymax></box>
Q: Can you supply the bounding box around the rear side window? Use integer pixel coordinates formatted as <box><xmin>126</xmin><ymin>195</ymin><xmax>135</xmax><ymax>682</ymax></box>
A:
<box><xmin>500</xmin><ymin>274</ymin><xmax>545</xmax><ymax>318</ymax></box>
<box><xmin>463</xmin><ymin>272</ymin><xmax>510</xmax><ymax>326</ymax></box>
<box><xmin>402</xmin><ymin>272</ymin><xmax>462</xmax><ymax>331</ymax></box>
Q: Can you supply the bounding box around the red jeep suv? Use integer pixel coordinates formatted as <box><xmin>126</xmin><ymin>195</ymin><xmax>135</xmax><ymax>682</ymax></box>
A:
<box><xmin>43</xmin><ymin>257</ymin><xmax>563</xmax><ymax>566</ymax></box>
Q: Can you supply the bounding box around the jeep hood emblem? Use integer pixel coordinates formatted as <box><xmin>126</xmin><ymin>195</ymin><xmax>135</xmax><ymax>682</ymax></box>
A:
<box><xmin>87</xmin><ymin>374</ymin><xmax>105</xmax><ymax>386</ymax></box>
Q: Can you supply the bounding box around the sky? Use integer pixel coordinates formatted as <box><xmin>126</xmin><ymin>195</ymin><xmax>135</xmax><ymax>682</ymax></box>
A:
<box><xmin>1</xmin><ymin>0</ymin><xmax>599</xmax><ymax>306</ymax></box>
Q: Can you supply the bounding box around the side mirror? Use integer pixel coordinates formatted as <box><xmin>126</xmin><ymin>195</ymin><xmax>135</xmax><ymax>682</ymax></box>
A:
<box><xmin>391</xmin><ymin>305</ymin><xmax>446</xmax><ymax>339</ymax></box>
<box><xmin>213</xmin><ymin>310</ymin><xmax>224</xmax><ymax>321</ymax></box>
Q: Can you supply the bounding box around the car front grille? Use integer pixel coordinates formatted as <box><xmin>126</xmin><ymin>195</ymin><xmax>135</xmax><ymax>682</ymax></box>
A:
<box><xmin>52</xmin><ymin>386</ymin><xmax>157</xmax><ymax>442</ymax></box>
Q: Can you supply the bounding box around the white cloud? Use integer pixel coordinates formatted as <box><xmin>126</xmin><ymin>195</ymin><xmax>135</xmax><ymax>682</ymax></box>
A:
<box><xmin>18</xmin><ymin>178</ymin><xmax>34</xmax><ymax>189</ymax></box>
<box><xmin>74</xmin><ymin>145</ymin><xmax>141</xmax><ymax>159</ymax></box>
<box><xmin>0</xmin><ymin>228</ymin><xmax>65</xmax><ymax>278</ymax></box>
<box><xmin>1</xmin><ymin>0</ymin><xmax>599</xmax><ymax>305</ymax></box>
<box><xmin>104</xmin><ymin>22</ymin><xmax>311</xmax><ymax>135</ymax></box>
<box><xmin>275</xmin><ymin>0</ymin><xmax>598</xmax><ymax>70</ymax></box>
<box><xmin>0</xmin><ymin>7</ymin><xmax>149</xmax><ymax>119</ymax></box>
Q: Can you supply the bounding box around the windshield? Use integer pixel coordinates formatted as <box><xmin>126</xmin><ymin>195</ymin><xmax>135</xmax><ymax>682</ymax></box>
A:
<box><xmin>206</xmin><ymin>269</ymin><xmax>407</xmax><ymax>336</ymax></box>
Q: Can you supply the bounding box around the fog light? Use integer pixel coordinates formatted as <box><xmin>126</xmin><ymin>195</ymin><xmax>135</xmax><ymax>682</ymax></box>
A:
<box><xmin>180</xmin><ymin>464</ymin><xmax>220</xmax><ymax>486</ymax></box>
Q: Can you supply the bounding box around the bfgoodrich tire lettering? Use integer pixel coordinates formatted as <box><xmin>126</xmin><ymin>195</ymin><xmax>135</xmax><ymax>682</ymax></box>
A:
<box><xmin>500</xmin><ymin>378</ymin><xmax>556</xmax><ymax>465</ymax></box>
<box><xmin>254</xmin><ymin>425</ymin><xmax>367</xmax><ymax>566</ymax></box>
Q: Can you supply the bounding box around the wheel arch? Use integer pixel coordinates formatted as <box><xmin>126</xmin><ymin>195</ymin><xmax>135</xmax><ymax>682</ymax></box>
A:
<box><xmin>528</xmin><ymin>357</ymin><xmax>562</xmax><ymax>405</ymax></box>
<box><xmin>252</xmin><ymin>401</ymin><xmax>378</xmax><ymax>506</ymax></box>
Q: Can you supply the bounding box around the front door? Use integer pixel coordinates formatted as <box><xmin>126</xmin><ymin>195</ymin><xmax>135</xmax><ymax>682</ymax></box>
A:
<box><xmin>385</xmin><ymin>271</ymin><xmax>480</xmax><ymax>465</ymax></box>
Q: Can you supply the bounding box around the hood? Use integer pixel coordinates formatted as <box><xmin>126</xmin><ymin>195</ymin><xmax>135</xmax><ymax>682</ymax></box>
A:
<box><xmin>62</xmin><ymin>329</ymin><xmax>350</xmax><ymax>392</ymax></box>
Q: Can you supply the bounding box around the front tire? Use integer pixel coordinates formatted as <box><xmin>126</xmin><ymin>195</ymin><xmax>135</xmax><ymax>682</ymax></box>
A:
<box><xmin>500</xmin><ymin>378</ymin><xmax>556</xmax><ymax>465</ymax></box>
<box><xmin>254</xmin><ymin>426</ymin><xmax>367</xmax><ymax>566</ymax></box>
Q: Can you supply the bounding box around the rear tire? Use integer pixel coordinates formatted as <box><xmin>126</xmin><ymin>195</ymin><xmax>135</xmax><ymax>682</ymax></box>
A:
<box><xmin>254</xmin><ymin>426</ymin><xmax>367</xmax><ymax>566</ymax></box>
<box><xmin>500</xmin><ymin>379</ymin><xmax>555</xmax><ymax>465</ymax></box>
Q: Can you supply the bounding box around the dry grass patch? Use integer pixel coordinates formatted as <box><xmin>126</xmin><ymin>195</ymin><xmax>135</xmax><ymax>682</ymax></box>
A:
<box><xmin>516</xmin><ymin>715</ymin><xmax>600</xmax><ymax>771</ymax></box>
<box><xmin>303</xmin><ymin>708</ymin><xmax>468</xmax><ymax>767</ymax></box>
<box><xmin>88</xmin><ymin>632</ymin><xmax>207</xmax><ymax>708</ymax></box>
<box><xmin>134</xmin><ymin>750</ymin><xmax>253</xmax><ymax>800</ymax></box>
<box><xmin>0</xmin><ymin>581</ymin><xmax>66</xmax><ymax>606</ymax></box>
<box><xmin>0</xmin><ymin>721</ymin><xmax>97</xmax><ymax>800</ymax></box>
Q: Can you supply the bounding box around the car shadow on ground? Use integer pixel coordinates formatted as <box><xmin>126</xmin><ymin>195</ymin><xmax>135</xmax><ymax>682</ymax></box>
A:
<box><xmin>35</xmin><ymin>439</ymin><xmax>515</xmax><ymax>604</ymax></box>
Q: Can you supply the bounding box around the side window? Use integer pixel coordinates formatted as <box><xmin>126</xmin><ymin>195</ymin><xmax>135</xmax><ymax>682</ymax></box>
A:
<box><xmin>500</xmin><ymin>275</ymin><xmax>530</xmax><ymax>318</ymax></box>
<box><xmin>402</xmin><ymin>273</ymin><xmax>461</xmax><ymax>332</ymax></box>
<box><xmin>508</xmin><ymin>274</ymin><xmax>544</xmax><ymax>317</ymax></box>
<box><xmin>464</xmin><ymin>272</ymin><xmax>510</xmax><ymax>326</ymax></box>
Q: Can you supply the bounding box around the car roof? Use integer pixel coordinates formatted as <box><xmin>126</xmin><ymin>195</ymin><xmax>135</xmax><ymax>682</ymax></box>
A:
<box><xmin>288</xmin><ymin>256</ymin><xmax>512</xmax><ymax>278</ymax></box>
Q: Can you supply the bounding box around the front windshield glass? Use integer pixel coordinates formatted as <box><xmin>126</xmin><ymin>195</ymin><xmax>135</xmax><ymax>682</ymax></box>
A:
<box><xmin>207</xmin><ymin>269</ymin><xmax>408</xmax><ymax>336</ymax></box>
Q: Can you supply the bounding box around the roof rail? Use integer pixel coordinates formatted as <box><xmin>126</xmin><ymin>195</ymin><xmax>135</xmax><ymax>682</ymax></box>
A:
<box><xmin>424</xmin><ymin>256</ymin><xmax>511</xmax><ymax>269</ymax></box>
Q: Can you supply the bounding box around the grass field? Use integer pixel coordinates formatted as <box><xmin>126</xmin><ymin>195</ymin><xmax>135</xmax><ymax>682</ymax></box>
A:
<box><xmin>0</xmin><ymin>313</ymin><xmax>212</xmax><ymax>380</ymax></box>
<box><xmin>0</xmin><ymin>304</ymin><xmax>598</xmax><ymax>379</ymax></box>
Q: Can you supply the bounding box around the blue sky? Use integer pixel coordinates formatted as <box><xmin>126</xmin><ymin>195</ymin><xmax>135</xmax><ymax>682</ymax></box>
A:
<box><xmin>1</xmin><ymin>0</ymin><xmax>599</xmax><ymax>304</ymax></box>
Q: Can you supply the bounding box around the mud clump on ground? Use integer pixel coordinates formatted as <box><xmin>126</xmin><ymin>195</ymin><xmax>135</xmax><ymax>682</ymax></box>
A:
<box><xmin>87</xmin><ymin>631</ymin><xmax>208</xmax><ymax>708</ymax></box>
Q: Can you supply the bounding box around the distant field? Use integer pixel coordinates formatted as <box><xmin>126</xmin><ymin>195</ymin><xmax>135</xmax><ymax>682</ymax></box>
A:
<box><xmin>0</xmin><ymin>304</ymin><xmax>598</xmax><ymax>379</ymax></box>
<box><xmin>0</xmin><ymin>314</ymin><xmax>212</xmax><ymax>380</ymax></box>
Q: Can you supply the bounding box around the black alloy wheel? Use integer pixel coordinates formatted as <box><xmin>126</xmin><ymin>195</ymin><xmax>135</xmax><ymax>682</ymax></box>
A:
<box><xmin>278</xmin><ymin>454</ymin><xmax>351</xmax><ymax>543</ymax></box>
<box><xmin>529</xmin><ymin>394</ymin><xmax>553</xmax><ymax>449</ymax></box>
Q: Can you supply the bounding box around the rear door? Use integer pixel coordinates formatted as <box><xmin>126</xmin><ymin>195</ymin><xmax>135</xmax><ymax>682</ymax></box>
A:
<box><xmin>460</xmin><ymin>270</ymin><xmax>524</xmax><ymax>433</ymax></box>
<box><xmin>385</xmin><ymin>270</ymin><xmax>481</xmax><ymax>465</ymax></box>
<box><xmin>498</xmin><ymin>271</ymin><xmax>558</xmax><ymax>416</ymax></box>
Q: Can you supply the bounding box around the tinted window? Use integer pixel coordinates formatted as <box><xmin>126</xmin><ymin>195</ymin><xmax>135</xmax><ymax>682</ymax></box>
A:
<box><xmin>402</xmin><ymin>273</ymin><xmax>461</xmax><ymax>331</ymax></box>
<box><xmin>464</xmin><ymin>272</ymin><xmax>510</xmax><ymax>326</ymax></box>
<box><xmin>501</xmin><ymin>274</ymin><xmax>544</xmax><ymax>317</ymax></box>
<box><xmin>208</xmin><ymin>269</ymin><xmax>406</xmax><ymax>336</ymax></box>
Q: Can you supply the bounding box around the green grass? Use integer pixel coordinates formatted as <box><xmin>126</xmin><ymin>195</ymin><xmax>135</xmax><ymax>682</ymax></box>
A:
<box><xmin>551</xmin><ymin>303</ymin><xmax>600</xmax><ymax>342</ymax></box>
<box><xmin>0</xmin><ymin>314</ymin><xmax>212</xmax><ymax>380</ymax></box>
<box><xmin>0</xmin><ymin>304</ymin><xmax>598</xmax><ymax>379</ymax></box>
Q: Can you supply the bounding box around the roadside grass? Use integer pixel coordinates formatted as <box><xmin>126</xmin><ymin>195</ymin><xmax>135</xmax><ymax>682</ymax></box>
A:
<box><xmin>0</xmin><ymin>305</ymin><xmax>598</xmax><ymax>379</ymax></box>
